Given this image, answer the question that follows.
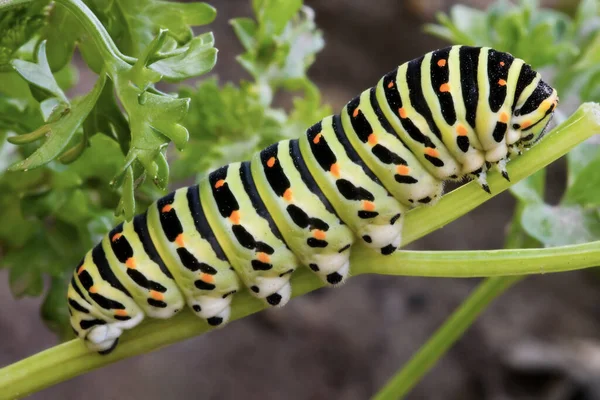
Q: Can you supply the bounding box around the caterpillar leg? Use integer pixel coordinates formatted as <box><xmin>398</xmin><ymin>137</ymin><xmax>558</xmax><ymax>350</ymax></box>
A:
<box><xmin>494</xmin><ymin>158</ymin><xmax>510</xmax><ymax>182</ymax></box>
<box><xmin>470</xmin><ymin>167</ymin><xmax>491</xmax><ymax>194</ymax></box>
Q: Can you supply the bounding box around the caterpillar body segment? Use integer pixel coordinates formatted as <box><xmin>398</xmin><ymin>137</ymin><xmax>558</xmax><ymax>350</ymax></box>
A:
<box><xmin>423</xmin><ymin>47</ymin><xmax>487</xmax><ymax>173</ymax></box>
<box><xmin>299</xmin><ymin>116</ymin><xmax>406</xmax><ymax>254</ymax></box>
<box><xmin>381</xmin><ymin>62</ymin><xmax>463</xmax><ymax>180</ymax></box>
<box><xmin>251</xmin><ymin>140</ymin><xmax>356</xmax><ymax>285</ymax></box>
<box><xmin>340</xmin><ymin>88</ymin><xmax>444</xmax><ymax>207</ymax></box>
<box><xmin>201</xmin><ymin>162</ymin><xmax>300</xmax><ymax>306</ymax></box>
<box><xmin>67</xmin><ymin>46</ymin><xmax>558</xmax><ymax>353</ymax></box>
<box><xmin>104</xmin><ymin>219</ymin><xmax>185</xmax><ymax>320</ymax></box>
<box><xmin>147</xmin><ymin>187</ymin><xmax>239</xmax><ymax>324</ymax></box>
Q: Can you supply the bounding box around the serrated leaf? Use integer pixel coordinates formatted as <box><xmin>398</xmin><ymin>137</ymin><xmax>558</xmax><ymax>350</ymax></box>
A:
<box><xmin>87</xmin><ymin>0</ymin><xmax>216</xmax><ymax>57</ymax></box>
<box><xmin>146</xmin><ymin>2</ymin><xmax>216</xmax><ymax>43</ymax></box>
<box><xmin>11</xmin><ymin>42</ymin><xmax>69</xmax><ymax>104</ymax></box>
<box><xmin>150</xmin><ymin>32</ymin><xmax>218</xmax><ymax>81</ymax></box>
<box><xmin>8</xmin><ymin>73</ymin><xmax>107</xmax><ymax>171</ymax></box>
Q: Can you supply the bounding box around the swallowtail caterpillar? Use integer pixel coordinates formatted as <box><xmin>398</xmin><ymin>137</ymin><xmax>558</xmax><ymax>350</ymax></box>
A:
<box><xmin>67</xmin><ymin>46</ymin><xmax>558</xmax><ymax>354</ymax></box>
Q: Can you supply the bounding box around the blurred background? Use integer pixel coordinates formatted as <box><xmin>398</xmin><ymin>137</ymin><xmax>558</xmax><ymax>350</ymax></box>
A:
<box><xmin>3</xmin><ymin>0</ymin><xmax>600</xmax><ymax>399</ymax></box>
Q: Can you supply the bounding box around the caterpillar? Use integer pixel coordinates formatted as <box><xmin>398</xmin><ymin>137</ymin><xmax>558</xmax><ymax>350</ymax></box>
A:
<box><xmin>67</xmin><ymin>46</ymin><xmax>558</xmax><ymax>354</ymax></box>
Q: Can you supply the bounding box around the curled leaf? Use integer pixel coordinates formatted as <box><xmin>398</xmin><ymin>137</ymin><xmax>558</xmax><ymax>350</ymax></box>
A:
<box><xmin>150</xmin><ymin>32</ymin><xmax>218</xmax><ymax>81</ymax></box>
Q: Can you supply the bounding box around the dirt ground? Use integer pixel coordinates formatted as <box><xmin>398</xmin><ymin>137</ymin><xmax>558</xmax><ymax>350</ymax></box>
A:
<box><xmin>2</xmin><ymin>1</ymin><xmax>599</xmax><ymax>399</ymax></box>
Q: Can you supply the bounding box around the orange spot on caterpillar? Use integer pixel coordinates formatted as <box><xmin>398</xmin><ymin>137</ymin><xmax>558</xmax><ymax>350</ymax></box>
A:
<box><xmin>521</xmin><ymin>121</ymin><xmax>531</xmax><ymax>129</ymax></box>
<box><xmin>367</xmin><ymin>133</ymin><xmax>377</xmax><ymax>145</ymax></box>
<box><xmin>498</xmin><ymin>79</ymin><xmax>507</xmax><ymax>86</ymax></box>
<box><xmin>161</xmin><ymin>204</ymin><xmax>173</xmax><ymax>213</ymax></box>
<box><xmin>398</xmin><ymin>108</ymin><xmax>407</xmax><ymax>119</ymax></box>
<box><xmin>283</xmin><ymin>188</ymin><xmax>293</xmax><ymax>201</ymax></box>
<box><xmin>77</xmin><ymin>265</ymin><xmax>85</xmax><ymax>275</ymax></box>
<box><xmin>257</xmin><ymin>252</ymin><xmax>270</xmax><ymax>263</ymax></box>
<box><xmin>330</xmin><ymin>163</ymin><xmax>340</xmax><ymax>178</ymax></box>
<box><xmin>362</xmin><ymin>201</ymin><xmax>376</xmax><ymax>211</ymax></box>
<box><xmin>396</xmin><ymin>165</ymin><xmax>410</xmax><ymax>175</ymax></box>
<box><xmin>114</xmin><ymin>309</ymin><xmax>128</xmax><ymax>317</ymax></box>
<box><xmin>89</xmin><ymin>286</ymin><xmax>98</xmax><ymax>294</ymax></box>
<box><xmin>150</xmin><ymin>291</ymin><xmax>164</xmax><ymax>301</ymax></box>
<box><xmin>200</xmin><ymin>273</ymin><xmax>214</xmax><ymax>283</ymax></box>
<box><xmin>125</xmin><ymin>257</ymin><xmax>136</xmax><ymax>269</ymax></box>
<box><xmin>229</xmin><ymin>210</ymin><xmax>241</xmax><ymax>224</ymax></box>
<box><xmin>439</xmin><ymin>83</ymin><xmax>450</xmax><ymax>93</ymax></box>
<box><xmin>175</xmin><ymin>234</ymin><xmax>185</xmax><ymax>247</ymax></box>
<box><xmin>313</xmin><ymin>230</ymin><xmax>326</xmax><ymax>240</ymax></box>
<box><xmin>437</xmin><ymin>59</ymin><xmax>447</xmax><ymax>67</ymax></box>
<box><xmin>387</xmin><ymin>81</ymin><xmax>394</xmax><ymax>88</ymax></box>
<box><xmin>456</xmin><ymin>124</ymin><xmax>468</xmax><ymax>136</ymax></box>
<box><xmin>500</xmin><ymin>61</ymin><xmax>505</xmax><ymax>66</ymax></box>
<box><xmin>267</xmin><ymin>157</ymin><xmax>276</xmax><ymax>168</ymax></box>
<box><xmin>499</xmin><ymin>112</ymin><xmax>509</xmax><ymax>123</ymax></box>
<box><xmin>313</xmin><ymin>132</ymin><xmax>322</xmax><ymax>144</ymax></box>
<box><xmin>215</xmin><ymin>179</ymin><xmax>225</xmax><ymax>189</ymax></box>
<box><xmin>425</xmin><ymin>147</ymin><xmax>439</xmax><ymax>157</ymax></box>
<box><xmin>352</xmin><ymin>108</ymin><xmax>360</xmax><ymax>118</ymax></box>
<box><xmin>111</xmin><ymin>233</ymin><xmax>122</xmax><ymax>242</ymax></box>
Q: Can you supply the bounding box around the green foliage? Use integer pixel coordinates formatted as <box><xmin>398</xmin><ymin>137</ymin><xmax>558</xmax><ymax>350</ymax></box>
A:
<box><xmin>425</xmin><ymin>0</ymin><xmax>578</xmax><ymax>69</ymax></box>
<box><xmin>173</xmin><ymin>4</ymin><xmax>330</xmax><ymax>181</ymax></box>
<box><xmin>0</xmin><ymin>2</ymin><xmax>47</xmax><ymax>68</ymax></box>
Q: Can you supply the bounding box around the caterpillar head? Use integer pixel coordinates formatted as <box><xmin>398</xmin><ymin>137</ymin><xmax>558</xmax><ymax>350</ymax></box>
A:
<box><xmin>511</xmin><ymin>80</ymin><xmax>559</xmax><ymax>149</ymax></box>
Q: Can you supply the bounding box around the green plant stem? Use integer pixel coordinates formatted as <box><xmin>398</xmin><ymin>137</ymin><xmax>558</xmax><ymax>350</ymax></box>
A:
<box><xmin>352</xmin><ymin>240</ymin><xmax>600</xmax><ymax>277</ymax></box>
<box><xmin>0</xmin><ymin>103</ymin><xmax>599</xmax><ymax>399</ymax></box>
<box><xmin>372</xmin><ymin>276</ymin><xmax>521</xmax><ymax>400</ymax></box>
